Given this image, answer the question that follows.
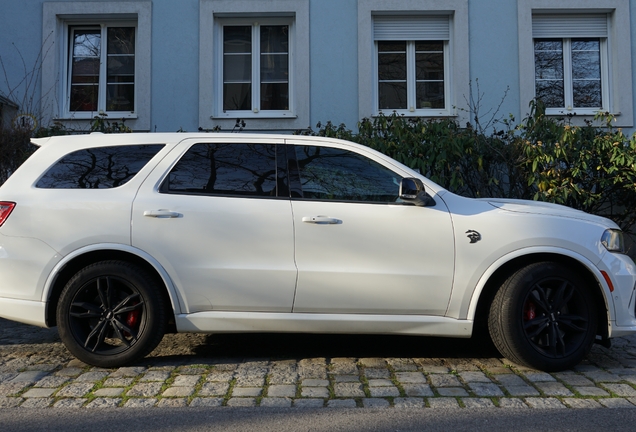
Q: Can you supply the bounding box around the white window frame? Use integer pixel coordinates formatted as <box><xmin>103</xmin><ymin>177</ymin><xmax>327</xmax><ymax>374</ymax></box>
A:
<box><xmin>373</xmin><ymin>16</ymin><xmax>451</xmax><ymax>116</ymax></box>
<box><xmin>215</xmin><ymin>17</ymin><xmax>294</xmax><ymax>119</ymax></box>
<box><xmin>63</xmin><ymin>21</ymin><xmax>138</xmax><ymax>119</ymax></box>
<box><xmin>518</xmin><ymin>0</ymin><xmax>633</xmax><ymax>127</ymax></box>
<box><xmin>532</xmin><ymin>14</ymin><xmax>610</xmax><ymax>116</ymax></box>
<box><xmin>42</xmin><ymin>2</ymin><xmax>151</xmax><ymax>131</ymax></box>
<box><xmin>358</xmin><ymin>0</ymin><xmax>469</xmax><ymax>123</ymax></box>
<box><xmin>199</xmin><ymin>0</ymin><xmax>310</xmax><ymax>132</ymax></box>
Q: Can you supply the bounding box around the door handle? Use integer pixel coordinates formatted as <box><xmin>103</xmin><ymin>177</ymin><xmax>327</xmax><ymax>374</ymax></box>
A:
<box><xmin>143</xmin><ymin>210</ymin><xmax>182</xmax><ymax>218</ymax></box>
<box><xmin>302</xmin><ymin>216</ymin><xmax>341</xmax><ymax>224</ymax></box>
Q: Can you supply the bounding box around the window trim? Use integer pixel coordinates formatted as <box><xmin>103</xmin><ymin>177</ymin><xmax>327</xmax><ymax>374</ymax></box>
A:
<box><xmin>63</xmin><ymin>21</ymin><xmax>138</xmax><ymax>119</ymax></box>
<box><xmin>358</xmin><ymin>0</ymin><xmax>469</xmax><ymax>122</ymax></box>
<box><xmin>42</xmin><ymin>2</ymin><xmax>151</xmax><ymax>131</ymax></box>
<box><xmin>214</xmin><ymin>17</ymin><xmax>294</xmax><ymax>119</ymax></box>
<box><xmin>374</xmin><ymin>39</ymin><xmax>451</xmax><ymax>117</ymax></box>
<box><xmin>199</xmin><ymin>0</ymin><xmax>309</xmax><ymax>132</ymax></box>
<box><xmin>517</xmin><ymin>0</ymin><xmax>634</xmax><ymax>127</ymax></box>
<box><xmin>534</xmin><ymin>36</ymin><xmax>609</xmax><ymax>116</ymax></box>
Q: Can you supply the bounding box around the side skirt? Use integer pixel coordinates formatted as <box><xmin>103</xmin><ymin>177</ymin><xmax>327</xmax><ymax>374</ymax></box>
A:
<box><xmin>175</xmin><ymin>312</ymin><xmax>473</xmax><ymax>337</ymax></box>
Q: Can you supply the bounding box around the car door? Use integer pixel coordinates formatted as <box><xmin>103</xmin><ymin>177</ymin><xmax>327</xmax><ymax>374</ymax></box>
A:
<box><xmin>288</xmin><ymin>141</ymin><xmax>455</xmax><ymax>315</ymax></box>
<box><xmin>132</xmin><ymin>139</ymin><xmax>297</xmax><ymax>314</ymax></box>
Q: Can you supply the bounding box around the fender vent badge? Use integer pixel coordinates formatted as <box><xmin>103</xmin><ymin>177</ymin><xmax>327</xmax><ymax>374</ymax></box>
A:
<box><xmin>466</xmin><ymin>230</ymin><xmax>481</xmax><ymax>243</ymax></box>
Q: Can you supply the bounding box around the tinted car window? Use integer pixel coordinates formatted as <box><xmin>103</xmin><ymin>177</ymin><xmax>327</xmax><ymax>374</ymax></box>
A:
<box><xmin>163</xmin><ymin>143</ymin><xmax>280</xmax><ymax>197</ymax></box>
<box><xmin>294</xmin><ymin>145</ymin><xmax>402</xmax><ymax>202</ymax></box>
<box><xmin>36</xmin><ymin>144</ymin><xmax>164</xmax><ymax>189</ymax></box>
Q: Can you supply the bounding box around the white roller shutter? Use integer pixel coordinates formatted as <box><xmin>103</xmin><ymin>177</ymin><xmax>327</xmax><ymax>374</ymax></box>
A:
<box><xmin>532</xmin><ymin>14</ymin><xmax>608</xmax><ymax>38</ymax></box>
<box><xmin>373</xmin><ymin>15</ymin><xmax>450</xmax><ymax>41</ymax></box>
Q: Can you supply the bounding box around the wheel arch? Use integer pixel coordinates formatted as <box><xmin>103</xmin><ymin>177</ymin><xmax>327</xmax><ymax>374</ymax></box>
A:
<box><xmin>43</xmin><ymin>245</ymin><xmax>179</xmax><ymax>330</ymax></box>
<box><xmin>468</xmin><ymin>250</ymin><xmax>611</xmax><ymax>341</ymax></box>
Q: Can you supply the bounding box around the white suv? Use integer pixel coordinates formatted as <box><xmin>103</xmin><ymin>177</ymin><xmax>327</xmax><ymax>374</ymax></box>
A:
<box><xmin>0</xmin><ymin>133</ymin><xmax>635</xmax><ymax>371</ymax></box>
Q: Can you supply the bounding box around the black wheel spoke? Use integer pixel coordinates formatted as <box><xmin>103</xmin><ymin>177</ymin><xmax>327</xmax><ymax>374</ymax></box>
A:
<box><xmin>112</xmin><ymin>293</ymin><xmax>142</xmax><ymax>314</ymax></box>
<box><xmin>530</xmin><ymin>285</ymin><xmax>551</xmax><ymax>314</ymax></box>
<box><xmin>112</xmin><ymin>319</ymin><xmax>136</xmax><ymax>346</ymax></box>
<box><xmin>548</xmin><ymin>323</ymin><xmax>558</xmax><ymax>357</ymax></box>
<box><xmin>524</xmin><ymin>316</ymin><xmax>549</xmax><ymax>338</ymax></box>
<box><xmin>552</xmin><ymin>281</ymin><xmax>573</xmax><ymax>311</ymax></box>
<box><xmin>558</xmin><ymin>314</ymin><xmax>588</xmax><ymax>332</ymax></box>
<box><xmin>69</xmin><ymin>301</ymin><xmax>102</xmax><ymax>318</ymax></box>
<box><xmin>84</xmin><ymin>319</ymin><xmax>108</xmax><ymax>352</ymax></box>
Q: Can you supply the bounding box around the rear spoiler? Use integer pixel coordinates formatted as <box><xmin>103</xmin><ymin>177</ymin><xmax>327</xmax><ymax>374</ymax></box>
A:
<box><xmin>30</xmin><ymin>137</ymin><xmax>51</xmax><ymax>147</ymax></box>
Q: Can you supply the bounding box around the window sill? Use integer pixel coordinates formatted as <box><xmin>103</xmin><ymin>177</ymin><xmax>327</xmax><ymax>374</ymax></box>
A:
<box><xmin>375</xmin><ymin>109</ymin><xmax>456</xmax><ymax>118</ymax></box>
<box><xmin>545</xmin><ymin>109</ymin><xmax>619</xmax><ymax>117</ymax></box>
<box><xmin>212</xmin><ymin>112</ymin><xmax>297</xmax><ymax>120</ymax></box>
<box><xmin>58</xmin><ymin>113</ymin><xmax>138</xmax><ymax>121</ymax></box>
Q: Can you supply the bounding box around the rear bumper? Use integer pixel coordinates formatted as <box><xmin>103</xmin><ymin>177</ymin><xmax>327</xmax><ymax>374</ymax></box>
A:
<box><xmin>0</xmin><ymin>296</ymin><xmax>47</xmax><ymax>327</ymax></box>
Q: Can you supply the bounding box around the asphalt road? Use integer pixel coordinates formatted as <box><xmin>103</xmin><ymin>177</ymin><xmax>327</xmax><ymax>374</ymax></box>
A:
<box><xmin>2</xmin><ymin>406</ymin><xmax>636</xmax><ymax>432</ymax></box>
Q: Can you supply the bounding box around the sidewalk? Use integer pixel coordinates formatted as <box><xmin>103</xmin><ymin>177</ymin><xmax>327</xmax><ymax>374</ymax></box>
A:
<box><xmin>1</xmin><ymin>320</ymin><xmax>636</xmax><ymax>409</ymax></box>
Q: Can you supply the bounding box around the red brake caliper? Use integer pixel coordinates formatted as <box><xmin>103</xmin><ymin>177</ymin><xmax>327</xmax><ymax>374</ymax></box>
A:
<box><xmin>124</xmin><ymin>304</ymin><xmax>140</xmax><ymax>337</ymax></box>
<box><xmin>524</xmin><ymin>301</ymin><xmax>536</xmax><ymax>321</ymax></box>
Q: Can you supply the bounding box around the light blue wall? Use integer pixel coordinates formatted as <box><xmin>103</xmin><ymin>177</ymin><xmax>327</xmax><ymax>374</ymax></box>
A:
<box><xmin>151</xmin><ymin>0</ymin><xmax>200</xmax><ymax>132</ymax></box>
<box><xmin>309</xmin><ymin>0</ymin><xmax>359</xmax><ymax>130</ymax></box>
<box><xmin>1</xmin><ymin>0</ymin><xmax>636</xmax><ymax>134</ymax></box>
<box><xmin>467</xmin><ymin>0</ymin><xmax>521</xmax><ymax>129</ymax></box>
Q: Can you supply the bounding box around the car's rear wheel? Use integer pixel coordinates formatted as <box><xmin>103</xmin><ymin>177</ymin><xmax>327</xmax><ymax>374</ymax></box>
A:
<box><xmin>57</xmin><ymin>260</ymin><xmax>166</xmax><ymax>368</ymax></box>
<box><xmin>488</xmin><ymin>262</ymin><xmax>597</xmax><ymax>371</ymax></box>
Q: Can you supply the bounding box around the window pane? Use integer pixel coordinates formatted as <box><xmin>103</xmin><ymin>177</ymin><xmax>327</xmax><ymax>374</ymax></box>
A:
<box><xmin>224</xmin><ymin>54</ymin><xmax>252</xmax><ymax>82</ymax></box>
<box><xmin>107</xmin><ymin>84</ymin><xmax>134</xmax><ymax>111</ymax></box>
<box><xmin>573</xmin><ymin>81</ymin><xmax>601</xmax><ymax>108</ymax></box>
<box><xmin>223</xmin><ymin>83</ymin><xmax>251</xmax><ymax>111</ymax></box>
<box><xmin>107</xmin><ymin>56</ymin><xmax>135</xmax><ymax>81</ymax></box>
<box><xmin>261</xmin><ymin>83</ymin><xmax>288</xmax><ymax>110</ymax></box>
<box><xmin>534</xmin><ymin>39</ymin><xmax>564</xmax><ymax>108</ymax></box>
<box><xmin>70</xmin><ymin>85</ymin><xmax>99</xmax><ymax>111</ymax></box>
<box><xmin>261</xmin><ymin>54</ymin><xmax>288</xmax><ymax>82</ymax></box>
<box><xmin>378</xmin><ymin>41</ymin><xmax>406</xmax><ymax>81</ymax></box>
<box><xmin>379</xmin><ymin>82</ymin><xmax>407</xmax><ymax>110</ymax></box>
<box><xmin>165</xmin><ymin>144</ymin><xmax>277</xmax><ymax>197</ymax></box>
<box><xmin>107</xmin><ymin>27</ymin><xmax>135</xmax><ymax>54</ymax></box>
<box><xmin>416</xmin><ymin>82</ymin><xmax>444</xmax><ymax>109</ymax></box>
<box><xmin>260</xmin><ymin>25</ymin><xmax>288</xmax><ymax>53</ymax></box>
<box><xmin>224</xmin><ymin>26</ymin><xmax>251</xmax><ymax>53</ymax></box>
<box><xmin>535</xmin><ymin>80</ymin><xmax>564</xmax><ymax>107</ymax></box>
<box><xmin>70</xmin><ymin>29</ymin><xmax>100</xmax><ymax>111</ymax></box>
<box><xmin>378</xmin><ymin>53</ymin><xmax>407</xmax><ymax>80</ymax></box>
<box><xmin>572</xmin><ymin>39</ymin><xmax>601</xmax><ymax>81</ymax></box>
<box><xmin>416</xmin><ymin>52</ymin><xmax>444</xmax><ymax>81</ymax></box>
<box><xmin>37</xmin><ymin>145</ymin><xmax>164</xmax><ymax>189</ymax></box>
<box><xmin>72</xmin><ymin>58</ymin><xmax>100</xmax><ymax>82</ymax></box>
<box><xmin>73</xmin><ymin>29</ymin><xmax>100</xmax><ymax>57</ymax></box>
<box><xmin>295</xmin><ymin>146</ymin><xmax>401</xmax><ymax>202</ymax></box>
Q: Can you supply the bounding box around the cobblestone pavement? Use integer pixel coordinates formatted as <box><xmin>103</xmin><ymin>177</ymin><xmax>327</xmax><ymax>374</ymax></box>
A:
<box><xmin>3</xmin><ymin>318</ymin><xmax>636</xmax><ymax>409</ymax></box>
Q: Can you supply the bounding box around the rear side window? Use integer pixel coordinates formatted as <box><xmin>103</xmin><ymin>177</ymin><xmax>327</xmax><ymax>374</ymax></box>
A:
<box><xmin>36</xmin><ymin>145</ymin><xmax>164</xmax><ymax>189</ymax></box>
<box><xmin>162</xmin><ymin>143</ymin><xmax>280</xmax><ymax>197</ymax></box>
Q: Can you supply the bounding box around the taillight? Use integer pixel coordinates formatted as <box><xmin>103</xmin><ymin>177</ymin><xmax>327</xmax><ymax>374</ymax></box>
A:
<box><xmin>0</xmin><ymin>202</ymin><xmax>15</xmax><ymax>227</ymax></box>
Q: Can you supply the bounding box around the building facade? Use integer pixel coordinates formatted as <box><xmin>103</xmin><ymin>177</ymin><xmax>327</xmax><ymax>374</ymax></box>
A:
<box><xmin>0</xmin><ymin>0</ymin><xmax>634</xmax><ymax>133</ymax></box>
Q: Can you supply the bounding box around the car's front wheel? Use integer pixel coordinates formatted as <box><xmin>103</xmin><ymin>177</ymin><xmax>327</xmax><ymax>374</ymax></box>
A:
<box><xmin>488</xmin><ymin>262</ymin><xmax>597</xmax><ymax>371</ymax></box>
<box><xmin>57</xmin><ymin>261</ymin><xmax>166</xmax><ymax>368</ymax></box>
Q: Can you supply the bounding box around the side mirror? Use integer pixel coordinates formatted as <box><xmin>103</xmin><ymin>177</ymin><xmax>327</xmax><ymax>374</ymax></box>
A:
<box><xmin>399</xmin><ymin>178</ymin><xmax>435</xmax><ymax>207</ymax></box>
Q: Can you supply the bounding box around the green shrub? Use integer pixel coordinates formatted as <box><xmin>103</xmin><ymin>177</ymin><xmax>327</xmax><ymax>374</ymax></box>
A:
<box><xmin>0</xmin><ymin>125</ymin><xmax>35</xmax><ymax>184</ymax></box>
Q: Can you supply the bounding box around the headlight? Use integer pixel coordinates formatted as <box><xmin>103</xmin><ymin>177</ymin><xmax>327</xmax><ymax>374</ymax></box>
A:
<box><xmin>601</xmin><ymin>229</ymin><xmax>625</xmax><ymax>253</ymax></box>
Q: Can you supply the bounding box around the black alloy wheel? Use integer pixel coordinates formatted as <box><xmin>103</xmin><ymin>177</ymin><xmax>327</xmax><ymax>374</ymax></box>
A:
<box><xmin>489</xmin><ymin>262</ymin><xmax>597</xmax><ymax>371</ymax></box>
<box><xmin>57</xmin><ymin>261</ymin><xmax>166</xmax><ymax>368</ymax></box>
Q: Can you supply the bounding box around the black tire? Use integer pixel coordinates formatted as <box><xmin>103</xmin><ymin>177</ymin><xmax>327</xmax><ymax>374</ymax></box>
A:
<box><xmin>488</xmin><ymin>262</ymin><xmax>597</xmax><ymax>372</ymax></box>
<box><xmin>57</xmin><ymin>260</ymin><xmax>167</xmax><ymax>368</ymax></box>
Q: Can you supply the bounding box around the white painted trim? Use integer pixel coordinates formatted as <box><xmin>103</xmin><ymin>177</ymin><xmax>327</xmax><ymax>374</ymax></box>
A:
<box><xmin>517</xmin><ymin>0</ymin><xmax>633</xmax><ymax>127</ymax></box>
<box><xmin>358</xmin><ymin>0</ymin><xmax>469</xmax><ymax>124</ymax></box>
<box><xmin>41</xmin><ymin>2</ymin><xmax>152</xmax><ymax>131</ymax></box>
<box><xmin>176</xmin><ymin>311</ymin><xmax>473</xmax><ymax>337</ymax></box>
<box><xmin>199</xmin><ymin>0</ymin><xmax>309</xmax><ymax>132</ymax></box>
